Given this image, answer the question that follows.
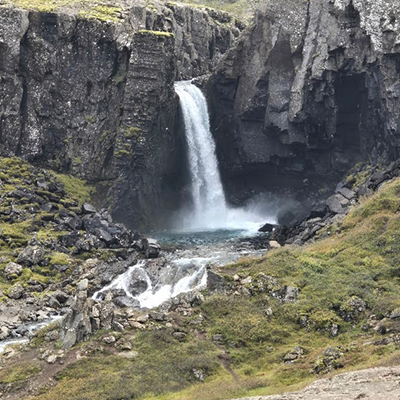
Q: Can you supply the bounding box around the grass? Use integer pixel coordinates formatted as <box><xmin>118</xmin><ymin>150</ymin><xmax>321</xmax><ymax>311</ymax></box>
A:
<box><xmin>0</xmin><ymin>362</ymin><xmax>42</xmax><ymax>384</ymax></box>
<box><xmin>22</xmin><ymin>178</ymin><xmax>400</xmax><ymax>400</ymax></box>
<box><xmin>33</xmin><ymin>330</ymin><xmax>220</xmax><ymax>400</ymax></box>
<box><xmin>51</xmin><ymin>172</ymin><xmax>94</xmax><ymax>205</ymax></box>
<box><xmin>0</xmin><ymin>157</ymin><xmax>94</xmax><ymax>295</ymax></box>
<box><xmin>137</xmin><ymin>30</ymin><xmax>175</xmax><ymax>38</ymax></box>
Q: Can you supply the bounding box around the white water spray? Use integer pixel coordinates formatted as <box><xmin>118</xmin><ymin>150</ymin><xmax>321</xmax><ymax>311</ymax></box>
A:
<box><xmin>175</xmin><ymin>81</ymin><xmax>274</xmax><ymax>232</ymax></box>
<box><xmin>92</xmin><ymin>259</ymin><xmax>207</xmax><ymax>309</ymax></box>
<box><xmin>175</xmin><ymin>81</ymin><xmax>228</xmax><ymax>229</ymax></box>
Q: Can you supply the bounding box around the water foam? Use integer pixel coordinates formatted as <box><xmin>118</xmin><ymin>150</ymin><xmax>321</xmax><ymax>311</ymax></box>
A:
<box><xmin>175</xmin><ymin>81</ymin><xmax>275</xmax><ymax>232</ymax></box>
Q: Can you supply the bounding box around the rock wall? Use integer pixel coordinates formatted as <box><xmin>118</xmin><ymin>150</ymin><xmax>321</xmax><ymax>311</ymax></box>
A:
<box><xmin>0</xmin><ymin>2</ymin><xmax>243</xmax><ymax>229</ymax></box>
<box><xmin>208</xmin><ymin>0</ymin><xmax>400</xmax><ymax>204</ymax></box>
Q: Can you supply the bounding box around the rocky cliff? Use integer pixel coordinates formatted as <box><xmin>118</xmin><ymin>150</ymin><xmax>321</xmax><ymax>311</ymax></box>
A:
<box><xmin>208</xmin><ymin>0</ymin><xmax>400</xmax><ymax>206</ymax></box>
<box><xmin>0</xmin><ymin>0</ymin><xmax>243</xmax><ymax>229</ymax></box>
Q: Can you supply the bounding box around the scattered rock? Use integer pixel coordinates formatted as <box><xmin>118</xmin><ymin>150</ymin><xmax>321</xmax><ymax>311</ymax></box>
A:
<box><xmin>0</xmin><ymin>326</ymin><xmax>10</xmax><ymax>340</ymax></box>
<box><xmin>339</xmin><ymin>297</ymin><xmax>366</xmax><ymax>321</ymax></box>
<box><xmin>172</xmin><ymin>332</ymin><xmax>187</xmax><ymax>341</ymax></box>
<box><xmin>8</xmin><ymin>284</ymin><xmax>24</xmax><ymax>299</ymax></box>
<box><xmin>103</xmin><ymin>335</ymin><xmax>117</xmax><ymax>344</ymax></box>
<box><xmin>192</xmin><ymin>368</ymin><xmax>204</xmax><ymax>382</ymax></box>
<box><xmin>283</xmin><ymin>346</ymin><xmax>305</xmax><ymax>364</ymax></box>
<box><xmin>17</xmin><ymin>246</ymin><xmax>45</xmax><ymax>266</ymax></box>
<box><xmin>314</xmin><ymin>346</ymin><xmax>344</xmax><ymax>374</ymax></box>
<box><xmin>82</xmin><ymin>203</ymin><xmax>97</xmax><ymax>214</ymax></box>
<box><xmin>4</xmin><ymin>262</ymin><xmax>23</xmax><ymax>279</ymax></box>
<box><xmin>269</xmin><ymin>240</ymin><xmax>282</xmax><ymax>249</ymax></box>
<box><xmin>144</xmin><ymin>238</ymin><xmax>161</xmax><ymax>258</ymax></box>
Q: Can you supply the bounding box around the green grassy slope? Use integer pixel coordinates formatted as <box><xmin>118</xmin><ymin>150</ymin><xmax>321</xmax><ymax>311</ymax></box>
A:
<box><xmin>15</xmin><ymin>177</ymin><xmax>399</xmax><ymax>400</ymax></box>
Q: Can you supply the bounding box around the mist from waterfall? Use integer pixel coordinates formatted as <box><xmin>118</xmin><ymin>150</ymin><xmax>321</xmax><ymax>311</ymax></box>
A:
<box><xmin>175</xmin><ymin>81</ymin><xmax>275</xmax><ymax>232</ymax></box>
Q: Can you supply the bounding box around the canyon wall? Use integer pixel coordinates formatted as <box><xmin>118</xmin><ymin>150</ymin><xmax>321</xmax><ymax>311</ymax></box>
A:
<box><xmin>0</xmin><ymin>1</ymin><xmax>243</xmax><ymax>228</ymax></box>
<box><xmin>208</xmin><ymin>0</ymin><xmax>400</xmax><ymax>203</ymax></box>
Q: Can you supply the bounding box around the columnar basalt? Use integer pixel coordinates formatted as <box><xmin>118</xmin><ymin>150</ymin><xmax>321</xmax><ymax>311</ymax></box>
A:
<box><xmin>0</xmin><ymin>1</ymin><xmax>243</xmax><ymax>229</ymax></box>
<box><xmin>208</xmin><ymin>0</ymin><xmax>400</xmax><ymax>205</ymax></box>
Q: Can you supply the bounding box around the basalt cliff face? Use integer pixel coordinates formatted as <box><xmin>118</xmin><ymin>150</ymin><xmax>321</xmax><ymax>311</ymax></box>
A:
<box><xmin>0</xmin><ymin>1</ymin><xmax>243</xmax><ymax>229</ymax></box>
<box><xmin>208</xmin><ymin>0</ymin><xmax>400</xmax><ymax>204</ymax></box>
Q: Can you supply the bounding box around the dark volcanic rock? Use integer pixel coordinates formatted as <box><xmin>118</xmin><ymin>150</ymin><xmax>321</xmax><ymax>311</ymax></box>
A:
<box><xmin>0</xmin><ymin>3</ymin><xmax>243</xmax><ymax>230</ymax></box>
<box><xmin>208</xmin><ymin>0</ymin><xmax>400</xmax><ymax>208</ymax></box>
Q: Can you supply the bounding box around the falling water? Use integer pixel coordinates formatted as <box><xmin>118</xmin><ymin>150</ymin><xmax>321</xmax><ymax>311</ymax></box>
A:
<box><xmin>175</xmin><ymin>81</ymin><xmax>228</xmax><ymax>230</ymax></box>
<box><xmin>175</xmin><ymin>81</ymin><xmax>272</xmax><ymax>231</ymax></box>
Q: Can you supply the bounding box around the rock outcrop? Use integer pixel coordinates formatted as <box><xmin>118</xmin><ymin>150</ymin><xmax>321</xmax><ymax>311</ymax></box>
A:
<box><xmin>0</xmin><ymin>1</ymin><xmax>243</xmax><ymax>229</ymax></box>
<box><xmin>208</xmin><ymin>0</ymin><xmax>400</xmax><ymax>208</ymax></box>
<box><xmin>231</xmin><ymin>366</ymin><xmax>400</xmax><ymax>400</ymax></box>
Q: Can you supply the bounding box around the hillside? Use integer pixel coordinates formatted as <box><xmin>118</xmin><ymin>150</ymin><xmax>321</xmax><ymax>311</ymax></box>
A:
<box><xmin>0</xmin><ymin>161</ymin><xmax>399</xmax><ymax>399</ymax></box>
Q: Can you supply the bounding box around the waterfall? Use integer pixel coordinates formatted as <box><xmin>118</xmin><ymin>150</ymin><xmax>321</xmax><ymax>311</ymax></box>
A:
<box><xmin>175</xmin><ymin>81</ymin><xmax>228</xmax><ymax>230</ymax></box>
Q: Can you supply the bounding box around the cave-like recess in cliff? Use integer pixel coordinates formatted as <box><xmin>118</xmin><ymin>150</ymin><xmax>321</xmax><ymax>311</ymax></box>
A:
<box><xmin>333</xmin><ymin>74</ymin><xmax>366</xmax><ymax>169</ymax></box>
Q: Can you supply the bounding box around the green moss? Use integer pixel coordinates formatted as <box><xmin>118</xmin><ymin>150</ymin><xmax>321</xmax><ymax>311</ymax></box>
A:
<box><xmin>49</xmin><ymin>252</ymin><xmax>70</xmax><ymax>267</ymax></box>
<box><xmin>84</xmin><ymin>115</ymin><xmax>96</xmax><ymax>124</ymax></box>
<box><xmin>79</xmin><ymin>5</ymin><xmax>122</xmax><ymax>23</ymax></box>
<box><xmin>31</xmin><ymin>320</ymin><xmax>61</xmax><ymax>347</ymax></box>
<box><xmin>124</xmin><ymin>126</ymin><xmax>141</xmax><ymax>139</ymax></box>
<box><xmin>137</xmin><ymin>30</ymin><xmax>175</xmax><ymax>38</ymax></box>
<box><xmin>51</xmin><ymin>172</ymin><xmax>94</xmax><ymax>205</ymax></box>
<box><xmin>0</xmin><ymin>362</ymin><xmax>42</xmax><ymax>384</ymax></box>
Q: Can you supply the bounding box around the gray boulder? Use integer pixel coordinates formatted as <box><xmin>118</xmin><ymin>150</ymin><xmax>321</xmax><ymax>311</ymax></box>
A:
<box><xmin>4</xmin><ymin>262</ymin><xmax>23</xmax><ymax>279</ymax></box>
<box><xmin>17</xmin><ymin>246</ymin><xmax>45</xmax><ymax>266</ymax></box>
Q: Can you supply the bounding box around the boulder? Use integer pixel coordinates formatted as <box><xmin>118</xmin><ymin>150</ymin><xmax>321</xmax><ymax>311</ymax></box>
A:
<box><xmin>339</xmin><ymin>296</ymin><xmax>366</xmax><ymax>322</ymax></box>
<box><xmin>82</xmin><ymin>203</ymin><xmax>96</xmax><ymax>214</ymax></box>
<box><xmin>338</xmin><ymin>187</ymin><xmax>356</xmax><ymax>200</ymax></box>
<box><xmin>0</xmin><ymin>326</ymin><xmax>10</xmax><ymax>340</ymax></box>
<box><xmin>144</xmin><ymin>238</ymin><xmax>161</xmax><ymax>258</ymax></box>
<box><xmin>326</xmin><ymin>194</ymin><xmax>348</xmax><ymax>214</ymax></box>
<box><xmin>113</xmin><ymin>296</ymin><xmax>140</xmax><ymax>309</ymax></box>
<box><xmin>314</xmin><ymin>346</ymin><xmax>344</xmax><ymax>374</ymax></box>
<box><xmin>283</xmin><ymin>346</ymin><xmax>305</xmax><ymax>363</ymax></box>
<box><xmin>269</xmin><ymin>240</ymin><xmax>281</xmax><ymax>249</ymax></box>
<box><xmin>258</xmin><ymin>223</ymin><xmax>275</xmax><ymax>233</ymax></box>
<box><xmin>4</xmin><ymin>262</ymin><xmax>23</xmax><ymax>279</ymax></box>
<box><xmin>17</xmin><ymin>246</ymin><xmax>45</xmax><ymax>266</ymax></box>
<box><xmin>8</xmin><ymin>284</ymin><xmax>24</xmax><ymax>299</ymax></box>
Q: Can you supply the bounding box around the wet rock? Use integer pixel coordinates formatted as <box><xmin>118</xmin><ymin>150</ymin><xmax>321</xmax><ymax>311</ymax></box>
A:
<box><xmin>17</xmin><ymin>246</ymin><xmax>45</xmax><ymax>266</ymax></box>
<box><xmin>4</xmin><ymin>262</ymin><xmax>23</xmax><ymax>279</ymax></box>
<box><xmin>144</xmin><ymin>238</ymin><xmax>161</xmax><ymax>258</ymax></box>
<box><xmin>113</xmin><ymin>296</ymin><xmax>140</xmax><ymax>309</ymax></box>
<box><xmin>258</xmin><ymin>223</ymin><xmax>275</xmax><ymax>233</ymax></box>
<box><xmin>206</xmin><ymin>271</ymin><xmax>226</xmax><ymax>294</ymax></box>
<box><xmin>127</xmin><ymin>268</ymin><xmax>150</xmax><ymax>296</ymax></box>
